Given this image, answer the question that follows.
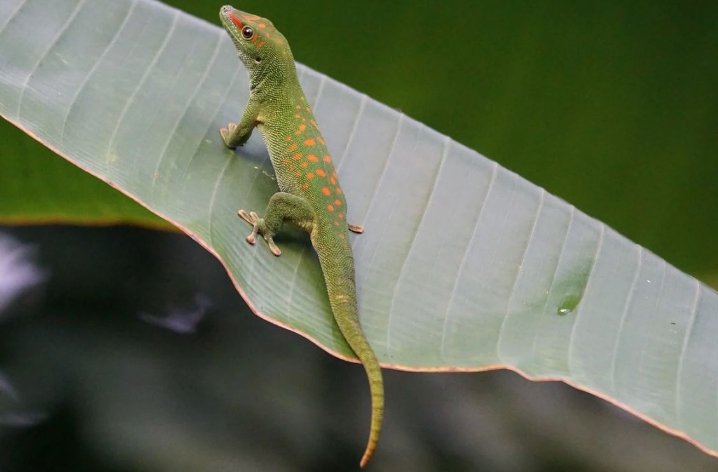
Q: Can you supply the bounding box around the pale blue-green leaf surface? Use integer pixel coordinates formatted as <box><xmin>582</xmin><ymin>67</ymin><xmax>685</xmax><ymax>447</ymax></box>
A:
<box><xmin>1</xmin><ymin>0</ymin><xmax>717</xmax><ymax>458</ymax></box>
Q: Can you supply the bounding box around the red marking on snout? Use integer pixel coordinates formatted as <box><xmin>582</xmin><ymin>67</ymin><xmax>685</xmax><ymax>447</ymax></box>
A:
<box><xmin>227</xmin><ymin>11</ymin><xmax>244</xmax><ymax>29</ymax></box>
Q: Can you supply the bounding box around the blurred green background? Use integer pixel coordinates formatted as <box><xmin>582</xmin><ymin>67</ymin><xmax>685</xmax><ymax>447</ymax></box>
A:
<box><xmin>1</xmin><ymin>0</ymin><xmax>718</xmax><ymax>470</ymax></box>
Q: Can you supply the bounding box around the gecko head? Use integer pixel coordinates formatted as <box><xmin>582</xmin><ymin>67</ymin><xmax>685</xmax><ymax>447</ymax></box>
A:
<box><xmin>219</xmin><ymin>6</ymin><xmax>293</xmax><ymax>72</ymax></box>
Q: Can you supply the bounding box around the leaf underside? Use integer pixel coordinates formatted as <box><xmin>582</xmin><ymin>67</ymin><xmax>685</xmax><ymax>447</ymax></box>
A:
<box><xmin>1</xmin><ymin>0</ymin><xmax>717</xmax><ymax>458</ymax></box>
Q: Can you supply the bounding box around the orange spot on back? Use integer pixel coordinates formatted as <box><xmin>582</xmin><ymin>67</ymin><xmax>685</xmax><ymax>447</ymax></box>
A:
<box><xmin>258</xmin><ymin>23</ymin><xmax>266</xmax><ymax>28</ymax></box>
<box><xmin>295</xmin><ymin>171</ymin><xmax>301</xmax><ymax>176</ymax></box>
<box><xmin>295</xmin><ymin>123</ymin><xmax>306</xmax><ymax>135</ymax></box>
<box><xmin>293</xmin><ymin>153</ymin><xmax>302</xmax><ymax>160</ymax></box>
<box><xmin>338</xmin><ymin>213</ymin><xmax>345</xmax><ymax>219</ymax></box>
<box><xmin>322</xmin><ymin>187</ymin><xmax>331</xmax><ymax>196</ymax></box>
<box><xmin>339</xmin><ymin>234</ymin><xmax>346</xmax><ymax>240</ymax></box>
<box><xmin>336</xmin><ymin>187</ymin><xmax>342</xmax><ymax>194</ymax></box>
<box><xmin>285</xmin><ymin>136</ymin><xmax>292</xmax><ymax>141</ymax></box>
<box><xmin>316</xmin><ymin>169</ymin><xmax>327</xmax><ymax>177</ymax></box>
<box><xmin>306</xmin><ymin>172</ymin><xmax>315</xmax><ymax>179</ymax></box>
<box><xmin>327</xmin><ymin>204</ymin><xmax>335</xmax><ymax>212</ymax></box>
<box><xmin>294</xmin><ymin>114</ymin><xmax>300</xmax><ymax>119</ymax></box>
<box><xmin>334</xmin><ymin>199</ymin><xmax>342</xmax><ymax>206</ymax></box>
<box><xmin>307</xmin><ymin>154</ymin><xmax>319</xmax><ymax>162</ymax></box>
<box><xmin>318</xmin><ymin>136</ymin><xmax>326</xmax><ymax>145</ymax></box>
<box><xmin>257</xmin><ymin>42</ymin><xmax>264</xmax><ymax>47</ymax></box>
<box><xmin>301</xmin><ymin>162</ymin><xmax>308</xmax><ymax>168</ymax></box>
<box><xmin>304</xmin><ymin>138</ymin><xmax>316</xmax><ymax>146</ymax></box>
<box><xmin>329</xmin><ymin>177</ymin><xmax>337</xmax><ymax>186</ymax></box>
<box><xmin>289</xmin><ymin>143</ymin><xmax>297</xmax><ymax>151</ymax></box>
<box><xmin>302</xmin><ymin>183</ymin><xmax>309</xmax><ymax>190</ymax></box>
<box><xmin>333</xmin><ymin>221</ymin><xmax>340</xmax><ymax>226</ymax></box>
<box><xmin>323</xmin><ymin>155</ymin><xmax>331</xmax><ymax>163</ymax></box>
<box><xmin>296</xmin><ymin>105</ymin><xmax>301</xmax><ymax>110</ymax></box>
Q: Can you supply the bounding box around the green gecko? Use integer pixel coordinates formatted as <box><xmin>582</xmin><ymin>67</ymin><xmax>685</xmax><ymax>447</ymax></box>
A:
<box><xmin>218</xmin><ymin>6</ymin><xmax>384</xmax><ymax>468</ymax></box>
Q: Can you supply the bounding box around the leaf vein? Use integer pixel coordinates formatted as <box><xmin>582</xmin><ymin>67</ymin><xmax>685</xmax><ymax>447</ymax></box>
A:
<box><xmin>61</xmin><ymin>0</ymin><xmax>138</xmax><ymax>148</ymax></box>
<box><xmin>16</xmin><ymin>0</ymin><xmax>87</xmax><ymax>119</ymax></box>
<box><xmin>386</xmin><ymin>135</ymin><xmax>450</xmax><ymax>351</ymax></box>
<box><xmin>496</xmin><ymin>188</ymin><xmax>545</xmax><ymax>364</ymax></box>
<box><xmin>609</xmin><ymin>245</ymin><xmax>643</xmax><ymax>394</ymax></box>
<box><xmin>439</xmin><ymin>161</ymin><xmax>498</xmax><ymax>362</ymax></box>
<box><xmin>105</xmin><ymin>9</ymin><xmax>179</xmax><ymax>166</ymax></box>
<box><xmin>675</xmin><ymin>279</ymin><xmax>702</xmax><ymax>431</ymax></box>
<box><xmin>151</xmin><ymin>32</ymin><xmax>222</xmax><ymax>199</ymax></box>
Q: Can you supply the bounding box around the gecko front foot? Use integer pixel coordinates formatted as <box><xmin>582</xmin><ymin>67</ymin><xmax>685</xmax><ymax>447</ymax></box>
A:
<box><xmin>238</xmin><ymin>209</ymin><xmax>282</xmax><ymax>256</ymax></box>
<box><xmin>219</xmin><ymin>123</ymin><xmax>238</xmax><ymax>148</ymax></box>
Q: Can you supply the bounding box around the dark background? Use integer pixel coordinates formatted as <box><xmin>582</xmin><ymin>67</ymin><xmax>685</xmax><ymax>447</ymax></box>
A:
<box><xmin>1</xmin><ymin>1</ymin><xmax>717</xmax><ymax>470</ymax></box>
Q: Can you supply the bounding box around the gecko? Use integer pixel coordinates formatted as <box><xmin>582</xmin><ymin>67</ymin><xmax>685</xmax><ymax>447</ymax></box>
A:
<box><xmin>218</xmin><ymin>6</ymin><xmax>384</xmax><ymax>467</ymax></box>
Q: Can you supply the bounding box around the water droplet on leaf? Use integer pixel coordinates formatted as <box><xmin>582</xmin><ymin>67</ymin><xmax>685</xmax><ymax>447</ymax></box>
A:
<box><xmin>556</xmin><ymin>294</ymin><xmax>581</xmax><ymax>316</ymax></box>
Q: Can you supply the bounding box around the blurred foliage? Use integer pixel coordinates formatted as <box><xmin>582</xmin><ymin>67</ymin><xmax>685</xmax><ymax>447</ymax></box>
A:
<box><xmin>2</xmin><ymin>225</ymin><xmax>718</xmax><ymax>471</ymax></box>
<box><xmin>0</xmin><ymin>123</ymin><xmax>169</xmax><ymax>228</ymax></box>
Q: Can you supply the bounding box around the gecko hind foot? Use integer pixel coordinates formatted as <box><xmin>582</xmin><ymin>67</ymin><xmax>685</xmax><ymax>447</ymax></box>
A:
<box><xmin>237</xmin><ymin>209</ymin><xmax>282</xmax><ymax>256</ymax></box>
<box><xmin>348</xmin><ymin>223</ymin><xmax>364</xmax><ymax>234</ymax></box>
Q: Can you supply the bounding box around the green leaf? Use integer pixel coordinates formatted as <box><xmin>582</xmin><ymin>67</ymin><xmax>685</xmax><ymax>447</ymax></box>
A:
<box><xmin>1</xmin><ymin>0</ymin><xmax>717</xmax><ymax>459</ymax></box>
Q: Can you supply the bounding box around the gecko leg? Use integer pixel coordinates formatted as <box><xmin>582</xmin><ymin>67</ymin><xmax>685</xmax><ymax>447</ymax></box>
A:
<box><xmin>220</xmin><ymin>99</ymin><xmax>260</xmax><ymax>149</ymax></box>
<box><xmin>238</xmin><ymin>192</ymin><xmax>314</xmax><ymax>257</ymax></box>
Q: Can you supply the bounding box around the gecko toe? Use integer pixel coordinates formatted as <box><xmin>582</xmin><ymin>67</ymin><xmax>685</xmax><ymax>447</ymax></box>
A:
<box><xmin>268</xmin><ymin>241</ymin><xmax>281</xmax><ymax>256</ymax></box>
<box><xmin>348</xmin><ymin>223</ymin><xmax>364</xmax><ymax>234</ymax></box>
<box><xmin>238</xmin><ymin>209</ymin><xmax>255</xmax><ymax>226</ymax></box>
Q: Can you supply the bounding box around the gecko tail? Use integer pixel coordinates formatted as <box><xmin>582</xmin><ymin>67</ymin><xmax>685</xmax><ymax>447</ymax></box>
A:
<box><xmin>359</xmin><ymin>362</ymin><xmax>384</xmax><ymax>467</ymax></box>
<box><xmin>316</xmin><ymin>242</ymin><xmax>384</xmax><ymax>468</ymax></box>
<box><xmin>331</xmin><ymin>291</ymin><xmax>384</xmax><ymax>468</ymax></box>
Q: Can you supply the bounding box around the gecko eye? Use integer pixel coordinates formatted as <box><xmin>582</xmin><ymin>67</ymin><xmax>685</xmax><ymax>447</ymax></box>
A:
<box><xmin>241</xmin><ymin>26</ymin><xmax>254</xmax><ymax>39</ymax></box>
